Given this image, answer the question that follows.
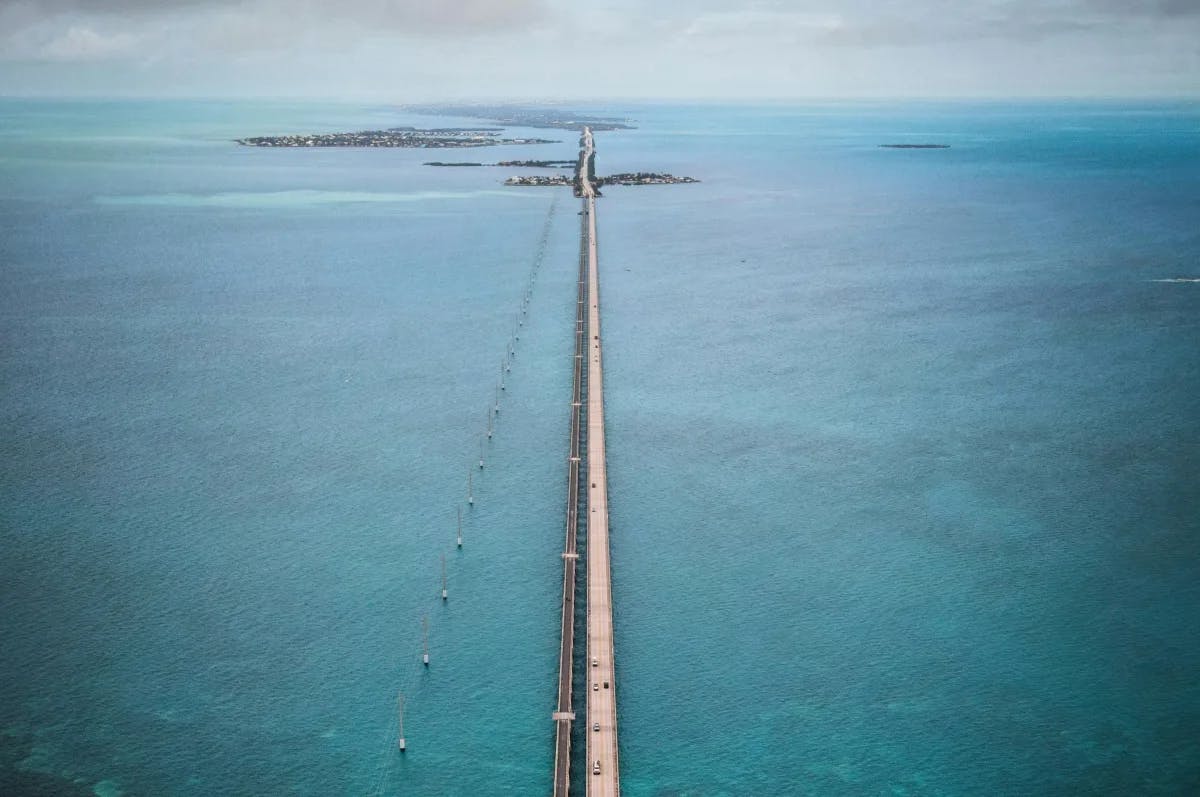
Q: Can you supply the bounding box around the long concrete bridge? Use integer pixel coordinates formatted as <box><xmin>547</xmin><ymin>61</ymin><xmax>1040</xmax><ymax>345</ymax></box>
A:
<box><xmin>552</xmin><ymin>127</ymin><xmax>620</xmax><ymax>797</ymax></box>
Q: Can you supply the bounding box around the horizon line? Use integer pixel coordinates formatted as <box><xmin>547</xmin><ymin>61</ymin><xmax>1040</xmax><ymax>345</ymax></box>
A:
<box><xmin>1</xmin><ymin>93</ymin><xmax>1198</xmax><ymax>105</ymax></box>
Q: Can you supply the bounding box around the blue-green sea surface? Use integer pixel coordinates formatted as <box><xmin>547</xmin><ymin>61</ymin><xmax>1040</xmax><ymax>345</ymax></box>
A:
<box><xmin>1</xmin><ymin>99</ymin><xmax>1198</xmax><ymax>795</ymax></box>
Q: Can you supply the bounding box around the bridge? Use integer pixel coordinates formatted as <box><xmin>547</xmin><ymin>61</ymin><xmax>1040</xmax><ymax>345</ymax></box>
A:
<box><xmin>552</xmin><ymin>127</ymin><xmax>620</xmax><ymax>796</ymax></box>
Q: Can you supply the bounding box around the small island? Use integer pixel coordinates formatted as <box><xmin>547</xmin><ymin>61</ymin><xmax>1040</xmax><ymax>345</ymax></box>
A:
<box><xmin>497</xmin><ymin>159</ymin><xmax>579</xmax><ymax>168</ymax></box>
<box><xmin>237</xmin><ymin>128</ymin><xmax>557</xmax><ymax>148</ymax></box>
<box><xmin>505</xmin><ymin>172</ymin><xmax>698</xmax><ymax>188</ymax></box>
<box><xmin>880</xmin><ymin>144</ymin><xmax>951</xmax><ymax>149</ymax></box>
<box><xmin>505</xmin><ymin>175</ymin><xmax>574</xmax><ymax>187</ymax></box>
<box><xmin>599</xmin><ymin>172</ymin><xmax>699</xmax><ymax>186</ymax></box>
<box><xmin>424</xmin><ymin>159</ymin><xmax>580</xmax><ymax>168</ymax></box>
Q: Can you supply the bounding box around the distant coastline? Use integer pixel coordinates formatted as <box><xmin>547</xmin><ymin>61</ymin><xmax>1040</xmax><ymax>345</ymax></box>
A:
<box><xmin>237</xmin><ymin>128</ymin><xmax>557</xmax><ymax>148</ymax></box>
<box><xmin>402</xmin><ymin>104</ymin><xmax>636</xmax><ymax>131</ymax></box>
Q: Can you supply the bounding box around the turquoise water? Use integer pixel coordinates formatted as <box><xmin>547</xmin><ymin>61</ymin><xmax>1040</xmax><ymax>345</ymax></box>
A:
<box><xmin>2</xmin><ymin>99</ymin><xmax>1198</xmax><ymax>795</ymax></box>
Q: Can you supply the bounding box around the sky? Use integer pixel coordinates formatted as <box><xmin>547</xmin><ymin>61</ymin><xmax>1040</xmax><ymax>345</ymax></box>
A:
<box><xmin>0</xmin><ymin>0</ymin><xmax>1197</xmax><ymax>99</ymax></box>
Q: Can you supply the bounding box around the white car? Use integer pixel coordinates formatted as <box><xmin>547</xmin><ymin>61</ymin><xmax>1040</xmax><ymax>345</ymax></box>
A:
<box><xmin>593</xmin><ymin>760</ymin><xmax>601</xmax><ymax>775</ymax></box>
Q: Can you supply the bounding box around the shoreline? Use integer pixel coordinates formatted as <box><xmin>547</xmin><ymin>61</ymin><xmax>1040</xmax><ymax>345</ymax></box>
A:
<box><xmin>237</xmin><ymin>128</ymin><xmax>557</xmax><ymax>148</ymax></box>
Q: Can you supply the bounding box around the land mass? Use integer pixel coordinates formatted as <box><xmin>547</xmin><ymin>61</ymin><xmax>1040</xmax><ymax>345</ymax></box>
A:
<box><xmin>497</xmin><ymin>159</ymin><xmax>579</xmax><ymax>168</ymax></box>
<box><xmin>601</xmin><ymin>172</ymin><xmax>700</xmax><ymax>186</ymax></box>
<box><xmin>505</xmin><ymin>172</ymin><xmax>698</xmax><ymax>188</ymax></box>
<box><xmin>237</xmin><ymin>129</ymin><xmax>557</xmax><ymax>148</ymax></box>
<box><xmin>404</xmin><ymin>104</ymin><xmax>636</xmax><ymax>131</ymax></box>
<box><xmin>391</xmin><ymin>125</ymin><xmax>503</xmax><ymax>133</ymax></box>
<box><xmin>425</xmin><ymin>159</ymin><xmax>580</xmax><ymax>168</ymax></box>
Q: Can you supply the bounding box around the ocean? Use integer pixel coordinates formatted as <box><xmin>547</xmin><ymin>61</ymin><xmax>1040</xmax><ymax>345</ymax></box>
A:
<box><xmin>1</xmin><ymin>98</ymin><xmax>1197</xmax><ymax>795</ymax></box>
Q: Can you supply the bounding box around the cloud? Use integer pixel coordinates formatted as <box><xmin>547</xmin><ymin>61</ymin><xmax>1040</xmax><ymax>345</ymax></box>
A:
<box><xmin>669</xmin><ymin>0</ymin><xmax>1200</xmax><ymax>49</ymax></box>
<box><xmin>0</xmin><ymin>0</ymin><xmax>1195</xmax><ymax>96</ymax></box>
<box><xmin>1</xmin><ymin>0</ymin><xmax>548</xmax><ymax>35</ymax></box>
<box><xmin>681</xmin><ymin>11</ymin><xmax>845</xmax><ymax>41</ymax></box>
<box><xmin>0</xmin><ymin>0</ymin><xmax>221</xmax><ymax>11</ymax></box>
<box><xmin>39</xmin><ymin>24</ymin><xmax>137</xmax><ymax>60</ymax></box>
<box><xmin>0</xmin><ymin>0</ymin><xmax>551</xmax><ymax>63</ymax></box>
<box><xmin>1083</xmin><ymin>0</ymin><xmax>1200</xmax><ymax>18</ymax></box>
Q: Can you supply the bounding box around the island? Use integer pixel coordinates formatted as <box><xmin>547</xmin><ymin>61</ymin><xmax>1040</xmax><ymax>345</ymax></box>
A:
<box><xmin>880</xmin><ymin>144</ymin><xmax>951</xmax><ymax>149</ymax></box>
<box><xmin>598</xmin><ymin>172</ymin><xmax>699</xmax><ymax>186</ymax></box>
<box><xmin>504</xmin><ymin>175</ymin><xmax>573</xmax><ymax>187</ymax></box>
<box><xmin>236</xmin><ymin>128</ymin><xmax>557</xmax><ymax>148</ymax></box>
<box><xmin>504</xmin><ymin>172</ymin><xmax>698</xmax><ymax>188</ymax></box>
<box><xmin>403</xmin><ymin>104</ymin><xmax>636</xmax><ymax>131</ymax></box>
<box><xmin>496</xmin><ymin>159</ymin><xmax>579</xmax><ymax>168</ymax></box>
<box><xmin>424</xmin><ymin>159</ymin><xmax>580</xmax><ymax>168</ymax></box>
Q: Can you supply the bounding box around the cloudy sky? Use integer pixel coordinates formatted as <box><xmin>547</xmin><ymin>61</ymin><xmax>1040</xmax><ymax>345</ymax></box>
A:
<box><xmin>0</xmin><ymin>0</ymin><xmax>1196</xmax><ymax>98</ymax></box>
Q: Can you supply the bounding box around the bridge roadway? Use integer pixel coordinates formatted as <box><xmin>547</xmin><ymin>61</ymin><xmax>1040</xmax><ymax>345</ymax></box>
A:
<box><xmin>580</xmin><ymin>128</ymin><xmax>620</xmax><ymax>797</ymax></box>
<box><xmin>550</xmin><ymin>174</ymin><xmax>589</xmax><ymax>796</ymax></box>
<box><xmin>551</xmin><ymin>126</ymin><xmax>619</xmax><ymax>796</ymax></box>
